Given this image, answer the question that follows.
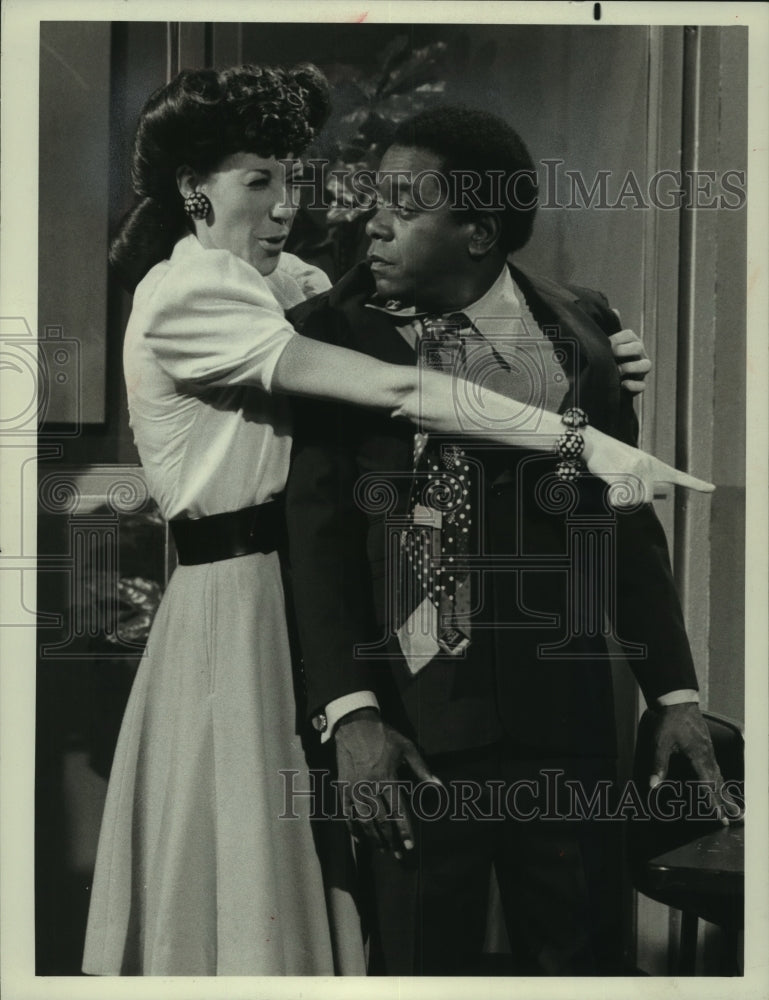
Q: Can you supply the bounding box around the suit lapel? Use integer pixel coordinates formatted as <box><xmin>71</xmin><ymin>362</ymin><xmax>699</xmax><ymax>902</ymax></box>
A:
<box><xmin>510</xmin><ymin>264</ymin><xmax>621</xmax><ymax>435</ymax></box>
<box><xmin>330</xmin><ymin>263</ymin><xmax>417</xmax><ymax>366</ymax></box>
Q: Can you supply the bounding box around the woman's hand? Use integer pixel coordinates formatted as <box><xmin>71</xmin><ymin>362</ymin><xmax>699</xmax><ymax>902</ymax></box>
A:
<box><xmin>582</xmin><ymin>426</ymin><xmax>714</xmax><ymax>506</ymax></box>
<box><xmin>609</xmin><ymin>328</ymin><xmax>652</xmax><ymax>395</ymax></box>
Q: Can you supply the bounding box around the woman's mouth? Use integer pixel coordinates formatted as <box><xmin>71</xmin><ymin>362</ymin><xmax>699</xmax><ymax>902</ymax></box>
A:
<box><xmin>257</xmin><ymin>235</ymin><xmax>288</xmax><ymax>251</ymax></box>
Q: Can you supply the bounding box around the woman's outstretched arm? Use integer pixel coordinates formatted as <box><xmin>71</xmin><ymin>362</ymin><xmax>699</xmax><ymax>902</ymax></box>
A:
<box><xmin>272</xmin><ymin>334</ymin><xmax>712</xmax><ymax>505</ymax></box>
<box><xmin>145</xmin><ymin>246</ymin><xmax>706</xmax><ymax>505</ymax></box>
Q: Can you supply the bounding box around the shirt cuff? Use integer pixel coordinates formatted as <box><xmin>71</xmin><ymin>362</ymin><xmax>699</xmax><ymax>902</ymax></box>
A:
<box><xmin>655</xmin><ymin>689</ymin><xmax>700</xmax><ymax>707</ymax></box>
<box><xmin>318</xmin><ymin>691</ymin><xmax>380</xmax><ymax>744</ymax></box>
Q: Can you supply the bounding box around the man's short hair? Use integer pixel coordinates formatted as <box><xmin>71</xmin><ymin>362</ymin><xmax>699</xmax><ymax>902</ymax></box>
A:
<box><xmin>392</xmin><ymin>105</ymin><xmax>538</xmax><ymax>254</ymax></box>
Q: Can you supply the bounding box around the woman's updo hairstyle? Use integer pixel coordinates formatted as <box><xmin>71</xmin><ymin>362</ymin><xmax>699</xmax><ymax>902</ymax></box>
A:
<box><xmin>110</xmin><ymin>63</ymin><xmax>330</xmax><ymax>291</ymax></box>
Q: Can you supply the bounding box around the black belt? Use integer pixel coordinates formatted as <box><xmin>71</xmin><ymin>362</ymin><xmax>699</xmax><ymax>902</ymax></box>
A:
<box><xmin>170</xmin><ymin>498</ymin><xmax>286</xmax><ymax>566</ymax></box>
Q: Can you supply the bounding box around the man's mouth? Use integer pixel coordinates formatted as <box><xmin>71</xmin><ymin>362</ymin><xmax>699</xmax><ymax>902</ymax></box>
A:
<box><xmin>367</xmin><ymin>254</ymin><xmax>394</xmax><ymax>269</ymax></box>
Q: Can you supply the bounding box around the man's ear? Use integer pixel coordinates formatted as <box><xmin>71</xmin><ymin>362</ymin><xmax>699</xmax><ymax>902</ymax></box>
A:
<box><xmin>467</xmin><ymin>213</ymin><xmax>502</xmax><ymax>259</ymax></box>
<box><xmin>176</xmin><ymin>165</ymin><xmax>201</xmax><ymax>199</ymax></box>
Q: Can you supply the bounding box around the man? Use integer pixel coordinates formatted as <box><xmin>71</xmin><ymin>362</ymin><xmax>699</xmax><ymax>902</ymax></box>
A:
<box><xmin>285</xmin><ymin>106</ymin><xmax>726</xmax><ymax>975</ymax></box>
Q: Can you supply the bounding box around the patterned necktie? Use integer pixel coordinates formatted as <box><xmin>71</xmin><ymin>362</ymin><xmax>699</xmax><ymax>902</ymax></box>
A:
<box><xmin>396</xmin><ymin>314</ymin><xmax>478</xmax><ymax>672</ymax></box>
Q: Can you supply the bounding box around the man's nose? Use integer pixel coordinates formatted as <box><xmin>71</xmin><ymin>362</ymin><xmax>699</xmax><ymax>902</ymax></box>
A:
<box><xmin>365</xmin><ymin>206</ymin><xmax>393</xmax><ymax>240</ymax></box>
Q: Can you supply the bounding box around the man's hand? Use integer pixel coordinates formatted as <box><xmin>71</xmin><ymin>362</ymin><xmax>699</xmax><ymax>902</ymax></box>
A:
<box><xmin>609</xmin><ymin>328</ymin><xmax>652</xmax><ymax>395</ymax></box>
<box><xmin>333</xmin><ymin>708</ymin><xmax>439</xmax><ymax>857</ymax></box>
<box><xmin>648</xmin><ymin>703</ymin><xmax>738</xmax><ymax>825</ymax></box>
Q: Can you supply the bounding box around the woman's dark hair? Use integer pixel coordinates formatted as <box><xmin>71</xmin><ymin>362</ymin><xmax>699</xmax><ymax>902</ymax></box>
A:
<box><xmin>111</xmin><ymin>63</ymin><xmax>330</xmax><ymax>291</ymax></box>
<box><xmin>392</xmin><ymin>105</ymin><xmax>538</xmax><ymax>255</ymax></box>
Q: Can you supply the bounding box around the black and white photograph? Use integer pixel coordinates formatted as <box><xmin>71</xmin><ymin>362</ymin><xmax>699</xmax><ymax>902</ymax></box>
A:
<box><xmin>1</xmin><ymin>2</ymin><xmax>767</xmax><ymax>998</ymax></box>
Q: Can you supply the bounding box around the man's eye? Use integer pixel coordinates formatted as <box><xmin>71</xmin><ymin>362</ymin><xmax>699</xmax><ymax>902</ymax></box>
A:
<box><xmin>248</xmin><ymin>177</ymin><xmax>269</xmax><ymax>189</ymax></box>
<box><xmin>374</xmin><ymin>197</ymin><xmax>417</xmax><ymax>218</ymax></box>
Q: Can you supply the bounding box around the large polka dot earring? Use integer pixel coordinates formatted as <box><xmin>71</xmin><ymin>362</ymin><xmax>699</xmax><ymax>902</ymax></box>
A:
<box><xmin>183</xmin><ymin>191</ymin><xmax>212</xmax><ymax>220</ymax></box>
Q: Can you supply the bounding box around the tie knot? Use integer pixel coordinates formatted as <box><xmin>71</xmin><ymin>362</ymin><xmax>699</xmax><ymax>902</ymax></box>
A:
<box><xmin>421</xmin><ymin>313</ymin><xmax>473</xmax><ymax>339</ymax></box>
<box><xmin>419</xmin><ymin>313</ymin><xmax>474</xmax><ymax>373</ymax></box>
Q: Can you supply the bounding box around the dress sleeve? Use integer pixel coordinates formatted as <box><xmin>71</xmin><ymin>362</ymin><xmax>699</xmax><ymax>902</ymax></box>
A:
<box><xmin>143</xmin><ymin>247</ymin><xmax>296</xmax><ymax>392</ymax></box>
<box><xmin>277</xmin><ymin>252</ymin><xmax>333</xmax><ymax>299</ymax></box>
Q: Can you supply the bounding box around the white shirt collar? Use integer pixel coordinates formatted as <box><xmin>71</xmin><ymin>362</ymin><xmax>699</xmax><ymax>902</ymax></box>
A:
<box><xmin>462</xmin><ymin>265</ymin><xmax>515</xmax><ymax>323</ymax></box>
<box><xmin>365</xmin><ymin>264</ymin><xmax>526</xmax><ymax>328</ymax></box>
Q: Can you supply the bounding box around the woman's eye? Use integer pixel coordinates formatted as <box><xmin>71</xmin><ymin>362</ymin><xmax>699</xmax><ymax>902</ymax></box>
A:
<box><xmin>248</xmin><ymin>177</ymin><xmax>269</xmax><ymax>189</ymax></box>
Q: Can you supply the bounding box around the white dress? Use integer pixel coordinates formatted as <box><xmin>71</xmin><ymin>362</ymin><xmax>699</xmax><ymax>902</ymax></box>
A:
<box><xmin>82</xmin><ymin>235</ymin><xmax>366</xmax><ymax>976</ymax></box>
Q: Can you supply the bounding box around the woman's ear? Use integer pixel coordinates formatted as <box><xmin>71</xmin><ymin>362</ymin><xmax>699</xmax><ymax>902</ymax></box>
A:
<box><xmin>467</xmin><ymin>214</ymin><xmax>502</xmax><ymax>259</ymax></box>
<box><xmin>176</xmin><ymin>166</ymin><xmax>199</xmax><ymax>199</ymax></box>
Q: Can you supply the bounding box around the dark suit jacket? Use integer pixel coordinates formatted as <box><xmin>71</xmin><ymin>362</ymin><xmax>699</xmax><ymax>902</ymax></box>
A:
<box><xmin>285</xmin><ymin>262</ymin><xmax>699</xmax><ymax>758</ymax></box>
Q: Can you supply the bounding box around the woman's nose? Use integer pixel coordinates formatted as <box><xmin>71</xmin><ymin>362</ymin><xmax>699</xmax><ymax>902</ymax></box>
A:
<box><xmin>270</xmin><ymin>195</ymin><xmax>296</xmax><ymax>222</ymax></box>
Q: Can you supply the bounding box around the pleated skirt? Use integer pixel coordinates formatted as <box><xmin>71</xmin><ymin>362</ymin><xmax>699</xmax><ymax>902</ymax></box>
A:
<box><xmin>82</xmin><ymin>550</ymin><xmax>365</xmax><ymax>976</ymax></box>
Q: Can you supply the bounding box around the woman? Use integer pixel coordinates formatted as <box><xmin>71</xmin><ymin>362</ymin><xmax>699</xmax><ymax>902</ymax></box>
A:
<box><xmin>83</xmin><ymin>62</ymin><xmax>707</xmax><ymax>977</ymax></box>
